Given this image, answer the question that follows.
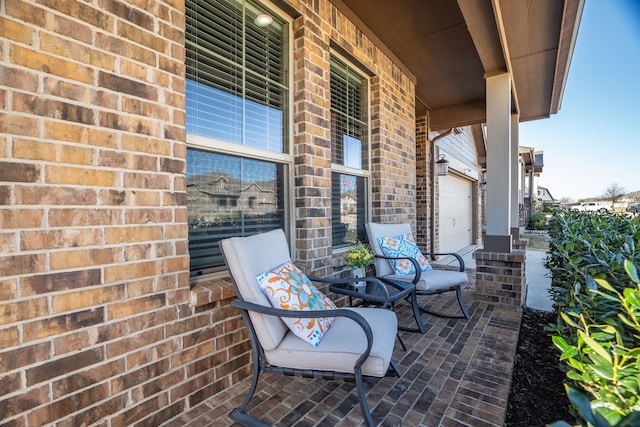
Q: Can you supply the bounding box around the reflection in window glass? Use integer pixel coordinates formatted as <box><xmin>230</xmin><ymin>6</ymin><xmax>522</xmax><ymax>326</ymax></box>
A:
<box><xmin>332</xmin><ymin>173</ymin><xmax>366</xmax><ymax>247</ymax></box>
<box><xmin>187</xmin><ymin>149</ymin><xmax>286</xmax><ymax>275</ymax></box>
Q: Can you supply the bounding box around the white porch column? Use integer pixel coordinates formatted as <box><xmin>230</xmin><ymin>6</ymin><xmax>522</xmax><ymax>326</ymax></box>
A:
<box><xmin>510</xmin><ymin>114</ymin><xmax>520</xmax><ymax>240</ymax></box>
<box><xmin>485</xmin><ymin>73</ymin><xmax>512</xmax><ymax>252</ymax></box>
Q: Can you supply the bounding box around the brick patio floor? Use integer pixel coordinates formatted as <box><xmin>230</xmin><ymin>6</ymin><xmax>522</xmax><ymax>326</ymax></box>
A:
<box><xmin>163</xmin><ymin>275</ymin><xmax>523</xmax><ymax>426</ymax></box>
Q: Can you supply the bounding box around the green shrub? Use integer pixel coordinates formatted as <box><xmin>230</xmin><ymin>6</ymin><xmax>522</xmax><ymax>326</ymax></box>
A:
<box><xmin>528</xmin><ymin>212</ymin><xmax>548</xmax><ymax>230</ymax></box>
<box><xmin>546</xmin><ymin>211</ymin><xmax>640</xmax><ymax>425</ymax></box>
<box><xmin>550</xmin><ymin>385</ymin><xmax>640</xmax><ymax>427</ymax></box>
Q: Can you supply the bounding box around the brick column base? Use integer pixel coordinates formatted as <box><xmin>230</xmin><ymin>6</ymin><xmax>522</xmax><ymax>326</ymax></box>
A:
<box><xmin>513</xmin><ymin>238</ymin><xmax>528</xmax><ymax>251</ymax></box>
<box><xmin>474</xmin><ymin>249</ymin><xmax>527</xmax><ymax>309</ymax></box>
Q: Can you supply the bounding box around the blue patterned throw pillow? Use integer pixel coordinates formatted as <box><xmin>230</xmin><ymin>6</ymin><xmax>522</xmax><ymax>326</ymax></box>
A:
<box><xmin>377</xmin><ymin>233</ymin><xmax>433</xmax><ymax>275</ymax></box>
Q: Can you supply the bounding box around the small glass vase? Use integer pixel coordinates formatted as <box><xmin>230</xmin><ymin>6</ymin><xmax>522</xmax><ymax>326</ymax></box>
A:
<box><xmin>351</xmin><ymin>267</ymin><xmax>367</xmax><ymax>293</ymax></box>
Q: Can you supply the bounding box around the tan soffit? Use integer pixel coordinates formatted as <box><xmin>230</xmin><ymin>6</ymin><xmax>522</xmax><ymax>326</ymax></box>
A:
<box><xmin>333</xmin><ymin>0</ymin><xmax>584</xmax><ymax>130</ymax></box>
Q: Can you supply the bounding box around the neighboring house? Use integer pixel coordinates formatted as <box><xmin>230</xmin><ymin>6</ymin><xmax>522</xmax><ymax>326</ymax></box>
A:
<box><xmin>0</xmin><ymin>1</ymin><xmax>582</xmax><ymax>425</ymax></box>
<box><xmin>537</xmin><ymin>186</ymin><xmax>556</xmax><ymax>203</ymax></box>
<box><xmin>519</xmin><ymin>146</ymin><xmax>545</xmax><ymax>226</ymax></box>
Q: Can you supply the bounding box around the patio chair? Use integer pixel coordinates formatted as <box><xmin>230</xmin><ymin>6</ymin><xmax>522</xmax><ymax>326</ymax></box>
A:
<box><xmin>220</xmin><ymin>229</ymin><xmax>400</xmax><ymax>427</ymax></box>
<box><xmin>365</xmin><ymin>222</ymin><xmax>471</xmax><ymax>320</ymax></box>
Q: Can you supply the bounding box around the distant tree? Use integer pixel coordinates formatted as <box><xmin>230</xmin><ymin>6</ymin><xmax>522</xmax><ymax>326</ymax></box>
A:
<box><xmin>559</xmin><ymin>196</ymin><xmax>574</xmax><ymax>204</ymax></box>
<box><xmin>602</xmin><ymin>183</ymin><xmax>626</xmax><ymax>207</ymax></box>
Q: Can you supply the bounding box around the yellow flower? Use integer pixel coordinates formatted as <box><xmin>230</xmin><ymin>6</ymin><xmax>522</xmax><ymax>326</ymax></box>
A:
<box><xmin>343</xmin><ymin>242</ymin><xmax>375</xmax><ymax>269</ymax></box>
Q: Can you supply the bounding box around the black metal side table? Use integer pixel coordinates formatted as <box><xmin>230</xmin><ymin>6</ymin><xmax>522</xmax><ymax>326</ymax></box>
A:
<box><xmin>326</xmin><ymin>276</ymin><xmax>427</xmax><ymax>341</ymax></box>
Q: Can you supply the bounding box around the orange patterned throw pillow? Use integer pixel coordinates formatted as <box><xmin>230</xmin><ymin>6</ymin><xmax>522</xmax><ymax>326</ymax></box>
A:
<box><xmin>257</xmin><ymin>261</ymin><xmax>336</xmax><ymax>347</ymax></box>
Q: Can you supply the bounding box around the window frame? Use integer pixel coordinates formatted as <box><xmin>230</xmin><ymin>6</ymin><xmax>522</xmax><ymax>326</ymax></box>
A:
<box><xmin>185</xmin><ymin>0</ymin><xmax>295</xmax><ymax>279</ymax></box>
<box><xmin>330</xmin><ymin>53</ymin><xmax>372</xmax><ymax>249</ymax></box>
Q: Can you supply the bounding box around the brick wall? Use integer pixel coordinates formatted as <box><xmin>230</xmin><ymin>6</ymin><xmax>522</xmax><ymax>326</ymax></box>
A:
<box><xmin>369</xmin><ymin>74</ymin><xmax>416</xmax><ymax>226</ymax></box>
<box><xmin>1</xmin><ymin>0</ymin><xmax>199</xmax><ymax>424</ymax></box>
<box><xmin>415</xmin><ymin>115</ymin><xmax>432</xmax><ymax>250</ymax></box>
<box><xmin>474</xmin><ymin>249</ymin><xmax>527</xmax><ymax>308</ymax></box>
<box><xmin>1</xmin><ymin>0</ymin><xmax>417</xmax><ymax>425</ymax></box>
<box><xmin>290</xmin><ymin>2</ymin><xmax>417</xmax><ymax>274</ymax></box>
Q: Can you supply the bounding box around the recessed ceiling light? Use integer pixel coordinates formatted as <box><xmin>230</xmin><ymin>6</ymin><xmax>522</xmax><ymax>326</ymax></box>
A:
<box><xmin>255</xmin><ymin>14</ymin><xmax>273</xmax><ymax>26</ymax></box>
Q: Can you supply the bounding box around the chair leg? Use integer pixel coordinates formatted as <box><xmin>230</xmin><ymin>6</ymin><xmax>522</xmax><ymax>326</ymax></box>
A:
<box><xmin>230</xmin><ymin>352</ymin><xmax>262</xmax><ymax>425</ymax></box>
<box><xmin>229</xmin><ymin>408</ymin><xmax>271</xmax><ymax>427</ymax></box>
<box><xmin>397</xmin><ymin>292</ymin><xmax>428</xmax><ymax>334</ymax></box>
<box><xmin>355</xmin><ymin>369</ymin><xmax>376</xmax><ymax>427</ymax></box>
<box><xmin>416</xmin><ymin>287</ymin><xmax>470</xmax><ymax>319</ymax></box>
<box><xmin>409</xmin><ymin>289</ymin><xmax>427</xmax><ymax>333</ymax></box>
<box><xmin>389</xmin><ymin>360</ymin><xmax>401</xmax><ymax>377</ymax></box>
<box><xmin>456</xmin><ymin>286</ymin><xmax>471</xmax><ymax>320</ymax></box>
<box><xmin>396</xmin><ymin>333</ymin><xmax>407</xmax><ymax>351</ymax></box>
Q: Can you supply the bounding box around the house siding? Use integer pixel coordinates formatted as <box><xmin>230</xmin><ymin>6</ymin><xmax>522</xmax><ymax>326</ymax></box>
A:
<box><xmin>433</xmin><ymin>127</ymin><xmax>483</xmax><ymax>251</ymax></box>
<box><xmin>0</xmin><ymin>1</ymin><xmax>417</xmax><ymax>425</ymax></box>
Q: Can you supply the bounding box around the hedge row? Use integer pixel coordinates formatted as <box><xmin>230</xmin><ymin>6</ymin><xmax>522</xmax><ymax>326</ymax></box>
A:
<box><xmin>545</xmin><ymin>211</ymin><xmax>640</xmax><ymax>426</ymax></box>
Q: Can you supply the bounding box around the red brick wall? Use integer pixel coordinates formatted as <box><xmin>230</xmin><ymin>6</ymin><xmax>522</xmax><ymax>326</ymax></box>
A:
<box><xmin>1</xmin><ymin>0</ymin><xmax>417</xmax><ymax>425</ymax></box>
<box><xmin>290</xmin><ymin>4</ymin><xmax>417</xmax><ymax>275</ymax></box>
<box><xmin>1</xmin><ymin>0</ymin><xmax>196</xmax><ymax>424</ymax></box>
<box><xmin>415</xmin><ymin>115</ymin><xmax>432</xmax><ymax>250</ymax></box>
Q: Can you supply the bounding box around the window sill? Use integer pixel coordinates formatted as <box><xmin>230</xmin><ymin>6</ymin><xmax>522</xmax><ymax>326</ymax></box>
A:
<box><xmin>190</xmin><ymin>276</ymin><xmax>236</xmax><ymax>307</ymax></box>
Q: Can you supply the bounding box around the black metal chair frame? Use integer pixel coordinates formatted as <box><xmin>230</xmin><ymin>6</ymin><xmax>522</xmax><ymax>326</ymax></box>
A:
<box><xmin>317</xmin><ymin>276</ymin><xmax>427</xmax><ymax>336</ymax></box>
<box><xmin>373</xmin><ymin>253</ymin><xmax>471</xmax><ymax>320</ymax></box>
<box><xmin>222</xmin><ymin>254</ymin><xmax>401</xmax><ymax>426</ymax></box>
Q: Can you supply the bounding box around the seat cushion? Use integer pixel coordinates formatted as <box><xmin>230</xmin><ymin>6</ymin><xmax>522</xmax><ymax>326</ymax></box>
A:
<box><xmin>258</xmin><ymin>261</ymin><xmax>336</xmax><ymax>347</ymax></box>
<box><xmin>377</xmin><ymin>233</ymin><xmax>432</xmax><ymax>275</ymax></box>
<box><xmin>384</xmin><ymin>269</ymin><xmax>468</xmax><ymax>292</ymax></box>
<box><xmin>265</xmin><ymin>307</ymin><xmax>397</xmax><ymax>377</ymax></box>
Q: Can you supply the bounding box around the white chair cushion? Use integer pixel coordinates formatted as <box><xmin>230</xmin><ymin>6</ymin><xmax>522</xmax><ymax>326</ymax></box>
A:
<box><xmin>383</xmin><ymin>269</ymin><xmax>468</xmax><ymax>292</ymax></box>
<box><xmin>265</xmin><ymin>307</ymin><xmax>398</xmax><ymax>377</ymax></box>
<box><xmin>220</xmin><ymin>229</ymin><xmax>293</xmax><ymax>351</ymax></box>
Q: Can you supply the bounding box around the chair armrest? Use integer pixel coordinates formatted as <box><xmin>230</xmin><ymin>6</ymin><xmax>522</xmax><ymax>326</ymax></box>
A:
<box><xmin>423</xmin><ymin>251</ymin><xmax>465</xmax><ymax>272</ymax></box>
<box><xmin>230</xmin><ymin>299</ymin><xmax>373</xmax><ymax>367</ymax></box>
<box><xmin>310</xmin><ymin>276</ymin><xmax>390</xmax><ymax>301</ymax></box>
<box><xmin>374</xmin><ymin>254</ymin><xmax>423</xmax><ymax>285</ymax></box>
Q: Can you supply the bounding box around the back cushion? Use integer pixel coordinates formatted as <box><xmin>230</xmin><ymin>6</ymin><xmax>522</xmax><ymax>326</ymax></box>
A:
<box><xmin>366</xmin><ymin>222</ymin><xmax>413</xmax><ymax>276</ymax></box>
<box><xmin>220</xmin><ymin>229</ymin><xmax>292</xmax><ymax>350</ymax></box>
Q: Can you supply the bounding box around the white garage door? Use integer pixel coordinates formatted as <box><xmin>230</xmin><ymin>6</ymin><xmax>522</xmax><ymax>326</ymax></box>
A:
<box><xmin>439</xmin><ymin>175</ymin><xmax>473</xmax><ymax>253</ymax></box>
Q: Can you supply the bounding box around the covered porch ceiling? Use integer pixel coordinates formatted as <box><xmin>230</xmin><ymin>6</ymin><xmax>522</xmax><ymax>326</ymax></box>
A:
<box><xmin>333</xmin><ymin>0</ymin><xmax>584</xmax><ymax>131</ymax></box>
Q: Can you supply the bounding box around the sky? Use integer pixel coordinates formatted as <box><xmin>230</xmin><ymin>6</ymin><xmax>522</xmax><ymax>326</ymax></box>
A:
<box><xmin>519</xmin><ymin>0</ymin><xmax>640</xmax><ymax>202</ymax></box>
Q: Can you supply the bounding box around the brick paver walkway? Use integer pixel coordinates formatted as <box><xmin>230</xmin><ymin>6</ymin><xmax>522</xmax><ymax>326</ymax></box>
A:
<box><xmin>163</xmin><ymin>277</ymin><xmax>522</xmax><ymax>426</ymax></box>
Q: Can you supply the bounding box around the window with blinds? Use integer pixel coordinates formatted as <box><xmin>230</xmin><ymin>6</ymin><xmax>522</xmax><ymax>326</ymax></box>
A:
<box><xmin>185</xmin><ymin>0</ymin><xmax>289</xmax><ymax>152</ymax></box>
<box><xmin>330</xmin><ymin>57</ymin><xmax>368</xmax><ymax>168</ymax></box>
<box><xmin>185</xmin><ymin>0</ymin><xmax>290</xmax><ymax>277</ymax></box>
<box><xmin>330</xmin><ymin>56</ymin><xmax>369</xmax><ymax>247</ymax></box>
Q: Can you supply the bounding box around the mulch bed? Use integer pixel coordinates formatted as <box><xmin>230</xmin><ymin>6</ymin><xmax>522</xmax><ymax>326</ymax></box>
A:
<box><xmin>505</xmin><ymin>308</ymin><xmax>576</xmax><ymax>427</ymax></box>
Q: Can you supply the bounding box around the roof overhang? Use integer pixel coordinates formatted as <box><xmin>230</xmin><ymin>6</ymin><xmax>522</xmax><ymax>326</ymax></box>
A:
<box><xmin>519</xmin><ymin>146</ymin><xmax>544</xmax><ymax>174</ymax></box>
<box><xmin>332</xmin><ymin>0</ymin><xmax>584</xmax><ymax>130</ymax></box>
